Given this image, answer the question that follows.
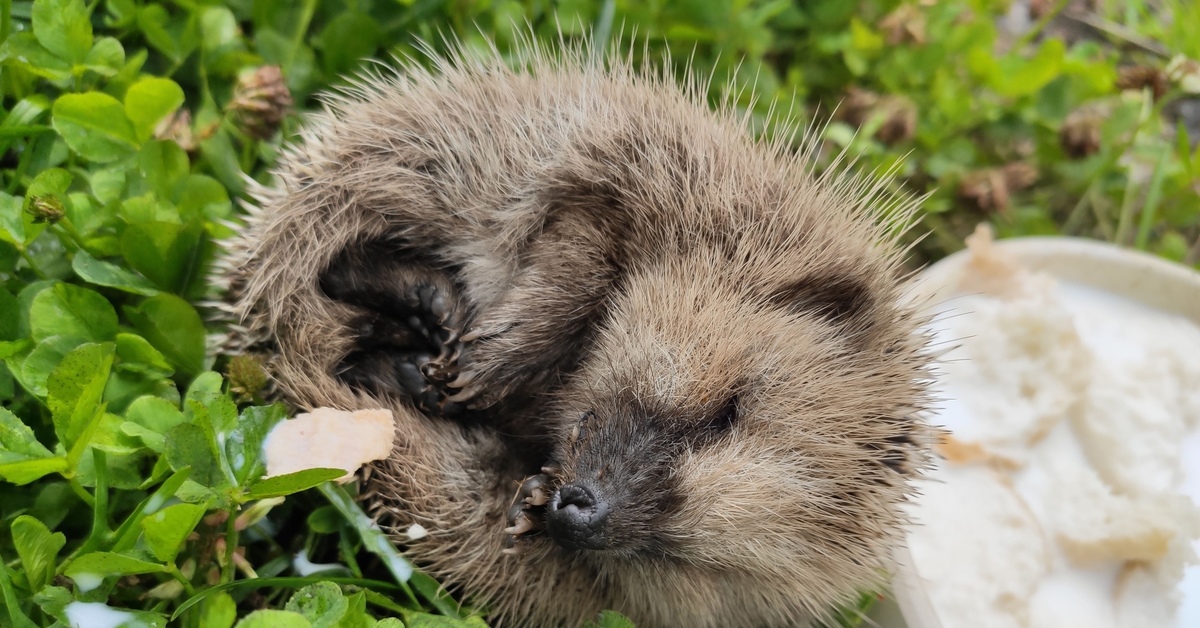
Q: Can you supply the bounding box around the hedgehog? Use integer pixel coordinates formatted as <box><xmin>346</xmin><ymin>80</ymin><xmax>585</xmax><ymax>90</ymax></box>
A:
<box><xmin>214</xmin><ymin>35</ymin><xmax>936</xmax><ymax>628</ymax></box>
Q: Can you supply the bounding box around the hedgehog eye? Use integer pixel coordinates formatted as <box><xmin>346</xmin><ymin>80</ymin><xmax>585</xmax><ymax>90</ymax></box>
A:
<box><xmin>707</xmin><ymin>396</ymin><xmax>739</xmax><ymax>433</ymax></box>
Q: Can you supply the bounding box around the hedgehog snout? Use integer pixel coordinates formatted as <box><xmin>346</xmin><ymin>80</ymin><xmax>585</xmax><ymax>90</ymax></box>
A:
<box><xmin>546</xmin><ymin>482</ymin><xmax>611</xmax><ymax>550</ymax></box>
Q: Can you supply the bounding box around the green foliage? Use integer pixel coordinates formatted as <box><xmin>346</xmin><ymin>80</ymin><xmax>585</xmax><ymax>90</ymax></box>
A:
<box><xmin>0</xmin><ymin>0</ymin><xmax>1196</xmax><ymax>626</ymax></box>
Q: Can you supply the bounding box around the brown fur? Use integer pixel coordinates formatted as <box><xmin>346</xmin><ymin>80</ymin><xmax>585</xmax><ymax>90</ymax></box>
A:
<box><xmin>215</xmin><ymin>35</ymin><xmax>936</xmax><ymax>628</ymax></box>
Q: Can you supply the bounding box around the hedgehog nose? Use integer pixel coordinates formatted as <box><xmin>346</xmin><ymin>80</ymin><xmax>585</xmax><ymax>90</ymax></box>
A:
<box><xmin>546</xmin><ymin>483</ymin><xmax>610</xmax><ymax>550</ymax></box>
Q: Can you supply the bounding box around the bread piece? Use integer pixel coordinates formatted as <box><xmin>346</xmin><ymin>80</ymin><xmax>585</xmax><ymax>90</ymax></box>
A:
<box><xmin>958</xmin><ymin>224</ymin><xmax>1056</xmax><ymax>300</ymax></box>
<box><xmin>263</xmin><ymin>408</ymin><xmax>395</xmax><ymax>482</ymax></box>
<box><xmin>907</xmin><ymin>464</ymin><xmax>1049</xmax><ymax>628</ymax></box>
<box><xmin>932</xmin><ymin>290</ymin><xmax>1090</xmax><ymax>467</ymax></box>
<box><xmin>1114</xmin><ymin>563</ymin><xmax>1180</xmax><ymax>628</ymax></box>
<box><xmin>1071</xmin><ymin>361</ymin><xmax>1186</xmax><ymax>496</ymax></box>
<box><xmin>1043</xmin><ymin>454</ymin><xmax>1178</xmax><ymax>566</ymax></box>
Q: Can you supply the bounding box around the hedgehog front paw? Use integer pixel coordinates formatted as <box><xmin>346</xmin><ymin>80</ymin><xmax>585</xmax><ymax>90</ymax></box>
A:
<box><xmin>502</xmin><ymin>471</ymin><xmax>557</xmax><ymax>555</ymax></box>
<box><xmin>328</xmin><ymin>266</ymin><xmax>471</xmax><ymax>417</ymax></box>
<box><xmin>443</xmin><ymin>320</ymin><xmax>519</xmax><ymax>407</ymax></box>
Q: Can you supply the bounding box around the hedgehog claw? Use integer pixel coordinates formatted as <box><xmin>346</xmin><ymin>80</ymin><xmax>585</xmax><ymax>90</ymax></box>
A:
<box><xmin>503</xmin><ymin>472</ymin><xmax>554</xmax><ymax>545</ymax></box>
<box><xmin>446</xmin><ymin>387</ymin><xmax>479</xmax><ymax>403</ymax></box>
<box><xmin>501</xmin><ymin>545</ymin><xmax>529</xmax><ymax>557</ymax></box>
<box><xmin>504</xmin><ymin>515</ymin><xmax>535</xmax><ymax>536</ymax></box>
<box><xmin>447</xmin><ymin>371</ymin><xmax>476</xmax><ymax>389</ymax></box>
<box><xmin>525</xmin><ymin>486</ymin><xmax>549</xmax><ymax>506</ymax></box>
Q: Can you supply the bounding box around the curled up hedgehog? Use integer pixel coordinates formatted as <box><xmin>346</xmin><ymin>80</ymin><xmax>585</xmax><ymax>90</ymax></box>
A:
<box><xmin>215</xmin><ymin>37</ymin><xmax>936</xmax><ymax>628</ymax></box>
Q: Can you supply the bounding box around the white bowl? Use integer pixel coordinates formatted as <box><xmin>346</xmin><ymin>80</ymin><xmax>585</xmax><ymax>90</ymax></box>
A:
<box><xmin>872</xmin><ymin>236</ymin><xmax>1200</xmax><ymax>628</ymax></box>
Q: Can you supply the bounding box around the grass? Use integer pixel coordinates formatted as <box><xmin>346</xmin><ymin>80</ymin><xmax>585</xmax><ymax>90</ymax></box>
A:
<box><xmin>0</xmin><ymin>0</ymin><xmax>1196</xmax><ymax>626</ymax></box>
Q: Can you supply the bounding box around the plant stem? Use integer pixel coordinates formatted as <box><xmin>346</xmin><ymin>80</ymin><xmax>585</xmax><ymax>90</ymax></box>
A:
<box><xmin>0</xmin><ymin>0</ymin><xmax>11</xmax><ymax>45</ymax></box>
<box><xmin>0</xmin><ymin>551</ymin><xmax>38</xmax><ymax>628</ymax></box>
<box><xmin>17</xmin><ymin>248</ymin><xmax>47</xmax><ymax>280</ymax></box>
<box><xmin>289</xmin><ymin>0</ymin><xmax>320</xmax><ymax>69</ymax></box>
<box><xmin>168</xmin><ymin>564</ymin><xmax>197</xmax><ymax>596</ymax></box>
<box><xmin>78</xmin><ymin>449</ymin><xmax>110</xmax><ymax>556</ymax></box>
<box><xmin>1015</xmin><ymin>0</ymin><xmax>1072</xmax><ymax>49</ymax></box>
<box><xmin>221</xmin><ymin>509</ymin><xmax>239</xmax><ymax>584</ymax></box>
<box><xmin>69</xmin><ymin>477</ymin><xmax>96</xmax><ymax>507</ymax></box>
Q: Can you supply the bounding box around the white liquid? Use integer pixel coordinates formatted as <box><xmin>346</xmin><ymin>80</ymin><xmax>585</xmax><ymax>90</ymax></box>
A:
<box><xmin>64</xmin><ymin>602</ymin><xmax>141</xmax><ymax>628</ymax></box>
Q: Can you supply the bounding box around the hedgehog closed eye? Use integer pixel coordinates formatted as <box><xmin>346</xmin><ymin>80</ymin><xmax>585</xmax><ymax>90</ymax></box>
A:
<box><xmin>707</xmin><ymin>396</ymin><xmax>740</xmax><ymax>433</ymax></box>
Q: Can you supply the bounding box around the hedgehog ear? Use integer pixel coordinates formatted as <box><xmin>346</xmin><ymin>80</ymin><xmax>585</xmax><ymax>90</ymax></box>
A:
<box><xmin>768</xmin><ymin>274</ymin><xmax>872</xmax><ymax>325</ymax></box>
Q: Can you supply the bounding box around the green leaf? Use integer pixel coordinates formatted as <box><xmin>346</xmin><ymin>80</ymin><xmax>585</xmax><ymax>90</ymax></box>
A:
<box><xmin>199</xmin><ymin>7</ymin><xmax>241</xmax><ymax>53</ymax></box>
<box><xmin>336</xmin><ymin>591</ymin><xmax>374</xmax><ymax>628</ymax></box>
<box><xmin>318</xmin><ymin>484</ymin><xmax>416</xmax><ymax>585</ymax></box>
<box><xmin>136</xmin><ymin>5</ymin><xmax>182</xmax><ymax>62</ymax></box>
<box><xmin>246</xmin><ymin>469</ymin><xmax>346</xmax><ymax>500</ymax></box>
<box><xmin>0</xmin><ymin>408</ymin><xmax>53</xmax><ymax>461</ymax></box>
<box><xmin>1</xmin><ymin>33</ymin><xmax>72</xmax><ymax>81</ymax></box>
<box><xmin>30</xmin><ymin>283</ymin><xmax>117</xmax><ymax>343</ymax></box>
<box><xmin>65</xmin><ymin>551</ymin><xmax>168</xmax><ymax>587</ymax></box>
<box><xmin>285</xmin><ymin>582</ymin><xmax>349</xmax><ymax>628</ymax></box>
<box><xmin>188</xmin><ymin>392</ymin><xmax>239</xmax><ymax>436</ymax></box>
<box><xmin>0</xmin><ymin>289</ymin><xmax>19</xmax><ymax>341</ymax></box>
<box><xmin>52</xmin><ymin>92</ymin><xmax>140</xmax><ymax>163</ymax></box>
<box><xmin>317</xmin><ymin>13</ymin><xmax>381</xmax><ymax>76</ymax></box>
<box><xmin>199</xmin><ymin>592</ymin><xmax>238</xmax><ymax>628</ymax></box>
<box><xmin>110</xmin><ymin>467</ymin><xmax>191</xmax><ymax>553</ymax></box>
<box><xmin>173</xmin><ymin>174</ymin><xmax>232</xmax><ymax>222</ymax></box>
<box><xmin>0</xmin><ymin>559</ymin><xmax>38</xmax><ymax>628</ymax></box>
<box><xmin>27</xmin><ymin>167</ymin><xmax>72</xmax><ymax>199</ymax></box>
<box><xmin>72</xmin><ymin>250</ymin><xmax>160</xmax><ymax>296</ymax></box>
<box><xmin>141</xmin><ymin>502</ymin><xmax>206</xmax><ymax>562</ymax></box>
<box><xmin>408</xmin><ymin>571</ymin><xmax>463</xmax><ymax>618</ymax></box>
<box><xmin>198</xmin><ymin>127</ymin><xmax>246</xmax><ymax>195</ymax></box>
<box><xmin>0</xmin><ymin>407</ymin><xmax>65</xmax><ymax>484</ymax></box>
<box><xmin>17</xmin><ymin>335</ymin><xmax>87</xmax><ymax>398</ymax></box>
<box><xmin>123</xmin><ymin>394</ymin><xmax>185</xmax><ymax>451</ymax></box>
<box><xmin>124</xmin><ymin>294</ymin><xmax>206</xmax><ymax>377</ymax></box>
<box><xmin>32</xmin><ymin>0</ymin><xmax>93</xmax><ymax>64</ymax></box>
<box><xmin>306</xmin><ymin>506</ymin><xmax>341</xmax><ymax>534</ymax></box>
<box><xmin>402</xmin><ymin>611</ymin><xmax>489</xmax><ymax>628</ymax></box>
<box><xmin>125</xmin><ymin>77</ymin><xmax>185</xmax><ymax>142</ymax></box>
<box><xmin>164</xmin><ymin>423</ymin><xmax>224</xmax><ymax>488</ymax></box>
<box><xmin>119</xmin><ymin>220</ymin><xmax>203</xmax><ymax>292</ymax></box>
<box><xmin>992</xmin><ymin>38</ymin><xmax>1065</xmax><ymax>98</ymax></box>
<box><xmin>137</xmin><ymin>141</ymin><xmax>191</xmax><ymax>200</ymax></box>
<box><xmin>31</xmin><ymin>586</ymin><xmax>72</xmax><ymax>626</ymax></box>
<box><xmin>0</xmin><ymin>193</ymin><xmax>24</xmax><ymax>244</ymax></box>
<box><xmin>47</xmin><ymin>342</ymin><xmax>115</xmax><ymax>470</ymax></box>
<box><xmin>116</xmin><ymin>333</ymin><xmax>173</xmax><ymax>377</ymax></box>
<box><xmin>374</xmin><ymin>621</ymin><xmax>404</xmax><ymax>628</ymax></box>
<box><xmin>11</xmin><ymin>515</ymin><xmax>66</xmax><ymax>591</ymax></box>
<box><xmin>234</xmin><ymin>610</ymin><xmax>312</xmax><ymax>628</ymax></box>
<box><xmin>227</xmin><ymin>404</ymin><xmax>287</xmax><ymax>486</ymax></box>
<box><xmin>586</xmin><ymin>611</ymin><xmax>637</xmax><ymax>628</ymax></box>
<box><xmin>84</xmin><ymin>37</ymin><xmax>125</xmax><ymax>76</ymax></box>
<box><xmin>0</xmin><ymin>456</ymin><xmax>69</xmax><ymax>485</ymax></box>
<box><xmin>89</xmin><ymin>166</ymin><xmax>127</xmax><ymax>206</ymax></box>
<box><xmin>185</xmin><ymin>371</ymin><xmax>225</xmax><ymax>403</ymax></box>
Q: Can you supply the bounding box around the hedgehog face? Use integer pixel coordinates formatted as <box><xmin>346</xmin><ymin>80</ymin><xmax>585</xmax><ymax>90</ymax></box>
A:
<box><xmin>536</xmin><ymin>249</ymin><xmax>927</xmax><ymax>598</ymax></box>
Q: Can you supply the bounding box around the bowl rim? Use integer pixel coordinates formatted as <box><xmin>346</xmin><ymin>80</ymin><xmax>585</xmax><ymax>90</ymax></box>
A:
<box><xmin>889</xmin><ymin>235</ymin><xmax>1200</xmax><ymax>628</ymax></box>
